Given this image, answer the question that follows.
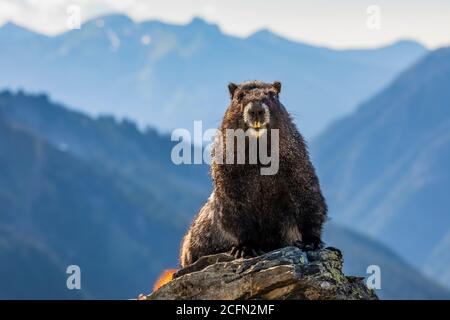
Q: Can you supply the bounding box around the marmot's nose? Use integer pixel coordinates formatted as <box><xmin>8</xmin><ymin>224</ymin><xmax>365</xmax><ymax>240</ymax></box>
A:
<box><xmin>247</xmin><ymin>103</ymin><xmax>265</xmax><ymax>118</ymax></box>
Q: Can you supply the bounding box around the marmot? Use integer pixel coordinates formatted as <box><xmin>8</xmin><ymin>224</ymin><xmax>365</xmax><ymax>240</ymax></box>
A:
<box><xmin>180</xmin><ymin>81</ymin><xmax>327</xmax><ymax>267</ymax></box>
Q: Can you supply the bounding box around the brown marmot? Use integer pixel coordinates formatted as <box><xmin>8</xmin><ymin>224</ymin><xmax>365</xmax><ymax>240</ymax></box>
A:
<box><xmin>180</xmin><ymin>80</ymin><xmax>327</xmax><ymax>267</ymax></box>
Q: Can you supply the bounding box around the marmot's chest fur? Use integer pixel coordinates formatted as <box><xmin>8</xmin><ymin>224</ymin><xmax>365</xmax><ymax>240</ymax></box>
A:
<box><xmin>214</xmin><ymin>164</ymin><xmax>299</xmax><ymax>248</ymax></box>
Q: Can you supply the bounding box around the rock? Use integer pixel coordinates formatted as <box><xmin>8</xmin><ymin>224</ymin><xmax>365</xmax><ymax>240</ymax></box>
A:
<box><xmin>147</xmin><ymin>246</ymin><xmax>378</xmax><ymax>300</ymax></box>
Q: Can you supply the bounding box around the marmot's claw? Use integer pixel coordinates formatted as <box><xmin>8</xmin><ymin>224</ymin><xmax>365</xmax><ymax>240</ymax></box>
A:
<box><xmin>294</xmin><ymin>240</ymin><xmax>324</xmax><ymax>251</ymax></box>
<box><xmin>229</xmin><ymin>245</ymin><xmax>260</xmax><ymax>259</ymax></box>
<box><xmin>316</xmin><ymin>241</ymin><xmax>325</xmax><ymax>250</ymax></box>
<box><xmin>229</xmin><ymin>246</ymin><xmax>243</xmax><ymax>258</ymax></box>
<box><xmin>293</xmin><ymin>240</ymin><xmax>305</xmax><ymax>250</ymax></box>
<box><xmin>294</xmin><ymin>240</ymin><xmax>321</xmax><ymax>251</ymax></box>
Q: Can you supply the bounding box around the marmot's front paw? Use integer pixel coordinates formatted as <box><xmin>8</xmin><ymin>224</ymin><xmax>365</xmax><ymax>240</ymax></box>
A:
<box><xmin>229</xmin><ymin>245</ymin><xmax>264</xmax><ymax>259</ymax></box>
<box><xmin>294</xmin><ymin>240</ymin><xmax>324</xmax><ymax>251</ymax></box>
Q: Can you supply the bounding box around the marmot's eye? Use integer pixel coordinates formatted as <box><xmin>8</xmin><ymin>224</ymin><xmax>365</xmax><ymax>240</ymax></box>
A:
<box><xmin>237</xmin><ymin>92</ymin><xmax>245</xmax><ymax>100</ymax></box>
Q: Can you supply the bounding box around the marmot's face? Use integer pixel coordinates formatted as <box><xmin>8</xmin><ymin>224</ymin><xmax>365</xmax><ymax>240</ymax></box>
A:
<box><xmin>226</xmin><ymin>81</ymin><xmax>282</xmax><ymax>135</ymax></box>
<box><xmin>243</xmin><ymin>100</ymin><xmax>270</xmax><ymax>131</ymax></box>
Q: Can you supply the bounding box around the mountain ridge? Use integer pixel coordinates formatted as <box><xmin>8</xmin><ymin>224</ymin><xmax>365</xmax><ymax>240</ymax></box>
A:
<box><xmin>0</xmin><ymin>14</ymin><xmax>427</xmax><ymax>138</ymax></box>
<box><xmin>0</xmin><ymin>100</ymin><xmax>184</xmax><ymax>299</ymax></box>
<box><xmin>312</xmin><ymin>47</ymin><xmax>450</xmax><ymax>288</ymax></box>
<box><xmin>1</xmin><ymin>15</ymin><xmax>426</xmax><ymax>52</ymax></box>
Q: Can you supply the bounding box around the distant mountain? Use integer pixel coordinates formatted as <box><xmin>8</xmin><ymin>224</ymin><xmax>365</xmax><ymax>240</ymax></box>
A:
<box><xmin>325</xmin><ymin>224</ymin><xmax>450</xmax><ymax>300</ymax></box>
<box><xmin>0</xmin><ymin>91</ymin><xmax>211</xmax><ymax>226</ymax></box>
<box><xmin>1</xmin><ymin>91</ymin><xmax>447</xmax><ymax>299</ymax></box>
<box><xmin>0</xmin><ymin>107</ymin><xmax>183</xmax><ymax>298</ymax></box>
<box><xmin>0</xmin><ymin>226</ymin><xmax>84</xmax><ymax>299</ymax></box>
<box><xmin>0</xmin><ymin>14</ymin><xmax>427</xmax><ymax>138</ymax></box>
<box><xmin>312</xmin><ymin>47</ymin><xmax>450</xmax><ymax>288</ymax></box>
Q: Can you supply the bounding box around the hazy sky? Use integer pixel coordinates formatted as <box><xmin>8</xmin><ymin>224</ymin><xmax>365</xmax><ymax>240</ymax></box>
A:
<box><xmin>0</xmin><ymin>0</ymin><xmax>449</xmax><ymax>49</ymax></box>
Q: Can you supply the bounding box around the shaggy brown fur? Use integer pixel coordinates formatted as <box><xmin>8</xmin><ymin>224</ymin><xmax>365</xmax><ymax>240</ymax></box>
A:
<box><xmin>180</xmin><ymin>81</ymin><xmax>327</xmax><ymax>267</ymax></box>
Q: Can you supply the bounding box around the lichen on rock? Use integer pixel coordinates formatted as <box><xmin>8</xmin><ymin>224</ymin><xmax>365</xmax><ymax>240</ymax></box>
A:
<box><xmin>147</xmin><ymin>246</ymin><xmax>378</xmax><ymax>300</ymax></box>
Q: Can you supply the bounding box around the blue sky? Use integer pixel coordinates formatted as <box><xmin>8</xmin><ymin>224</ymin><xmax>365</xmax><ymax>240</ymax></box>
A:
<box><xmin>0</xmin><ymin>0</ymin><xmax>449</xmax><ymax>49</ymax></box>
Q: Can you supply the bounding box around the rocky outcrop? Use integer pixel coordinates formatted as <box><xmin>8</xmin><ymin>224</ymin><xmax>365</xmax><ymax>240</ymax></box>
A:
<box><xmin>147</xmin><ymin>246</ymin><xmax>378</xmax><ymax>300</ymax></box>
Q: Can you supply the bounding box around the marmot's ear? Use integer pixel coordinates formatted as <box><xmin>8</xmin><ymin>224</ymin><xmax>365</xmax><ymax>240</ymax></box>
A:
<box><xmin>273</xmin><ymin>81</ymin><xmax>282</xmax><ymax>94</ymax></box>
<box><xmin>228</xmin><ymin>83</ymin><xmax>238</xmax><ymax>98</ymax></box>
